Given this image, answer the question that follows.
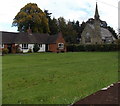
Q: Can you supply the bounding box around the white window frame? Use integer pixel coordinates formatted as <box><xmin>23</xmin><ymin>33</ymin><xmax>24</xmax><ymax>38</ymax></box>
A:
<box><xmin>58</xmin><ymin>43</ymin><xmax>64</xmax><ymax>49</ymax></box>
<box><xmin>2</xmin><ymin>44</ymin><xmax>4</xmax><ymax>48</ymax></box>
<box><xmin>38</xmin><ymin>44</ymin><xmax>42</xmax><ymax>48</ymax></box>
<box><xmin>22</xmin><ymin>44</ymin><xmax>28</xmax><ymax>49</ymax></box>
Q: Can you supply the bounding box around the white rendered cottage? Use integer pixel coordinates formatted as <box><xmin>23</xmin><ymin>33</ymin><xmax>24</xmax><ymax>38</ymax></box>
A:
<box><xmin>0</xmin><ymin>31</ymin><xmax>66</xmax><ymax>53</ymax></box>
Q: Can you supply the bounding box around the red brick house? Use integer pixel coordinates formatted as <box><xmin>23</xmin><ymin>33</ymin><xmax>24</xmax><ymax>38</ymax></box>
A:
<box><xmin>1</xmin><ymin>31</ymin><xmax>66</xmax><ymax>53</ymax></box>
<box><xmin>49</xmin><ymin>33</ymin><xmax>66</xmax><ymax>52</ymax></box>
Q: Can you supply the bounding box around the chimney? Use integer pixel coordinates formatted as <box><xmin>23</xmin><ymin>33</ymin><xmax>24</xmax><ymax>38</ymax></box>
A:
<box><xmin>27</xmin><ymin>25</ymin><xmax>32</xmax><ymax>35</ymax></box>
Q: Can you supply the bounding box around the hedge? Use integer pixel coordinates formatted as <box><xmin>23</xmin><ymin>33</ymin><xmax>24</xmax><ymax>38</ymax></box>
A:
<box><xmin>67</xmin><ymin>44</ymin><xmax>118</xmax><ymax>52</ymax></box>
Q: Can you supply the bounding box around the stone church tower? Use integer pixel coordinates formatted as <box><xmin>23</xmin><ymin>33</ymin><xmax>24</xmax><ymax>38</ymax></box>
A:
<box><xmin>81</xmin><ymin>3</ymin><xmax>114</xmax><ymax>44</ymax></box>
<box><xmin>93</xmin><ymin>3</ymin><xmax>102</xmax><ymax>44</ymax></box>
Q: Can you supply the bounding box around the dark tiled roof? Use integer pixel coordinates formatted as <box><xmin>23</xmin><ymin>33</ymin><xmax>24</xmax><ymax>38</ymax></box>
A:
<box><xmin>1</xmin><ymin>31</ymin><xmax>19</xmax><ymax>44</ymax></box>
<box><xmin>47</xmin><ymin>34</ymin><xmax>58</xmax><ymax>44</ymax></box>
<box><xmin>1</xmin><ymin>31</ymin><xmax>59</xmax><ymax>44</ymax></box>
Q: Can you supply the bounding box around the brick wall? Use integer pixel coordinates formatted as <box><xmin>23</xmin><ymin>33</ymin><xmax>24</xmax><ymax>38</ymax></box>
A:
<box><xmin>49</xmin><ymin>33</ymin><xmax>66</xmax><ymax>52</ymax></box>
<box><xmin>3</xmin><ymin>44</ymin><xmax>16</xmax><ymax>53</ymax></box>
<box><xmin>11</xmin><ymin>44</ymin><xmax>16</xmax><ymax>53</ymax></box>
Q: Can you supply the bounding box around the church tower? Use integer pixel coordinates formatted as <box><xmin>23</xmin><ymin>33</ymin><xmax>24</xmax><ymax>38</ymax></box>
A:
<box><xmin>93</xmin><ymin>2</ymin><xmax>102</xmax><ymax>44</ymax></box>
<box><xmin>94</xmin><ymin>2</ymin><xmax>100</xmax><ymax>20</ymax></box>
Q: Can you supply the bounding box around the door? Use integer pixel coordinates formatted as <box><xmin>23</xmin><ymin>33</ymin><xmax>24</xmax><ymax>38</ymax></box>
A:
<box><xmin>7</xmin><ymin>44</ymin><xmax>12</xmax><ymax>53</ymax></box>
<box><xmin>45</xmin><ymin>44</ymin><xmax>49</xmax><ymax>52</ymax></box>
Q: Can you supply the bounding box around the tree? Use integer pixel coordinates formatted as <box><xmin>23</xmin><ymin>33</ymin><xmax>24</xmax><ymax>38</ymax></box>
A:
<box><xmin>33</xmin><ymin>44</ymin><xmax>40</xmax><ymax>52</ymax></box>
<box><xmin>65</xmin><ymin>21</ymin><xmax>78</xmax><ymax>44</ymax></box>
<box><xmin>107</xmin><ymin>26</ymin><xmax>118</xmax><ymax>39</ymax></box>
<box><xmin>71</xmin><ymin>20</ymin><xmax>81</xmax><ymax>41</ymax></box>
<box><xmin>44</xmin><ymin>10</ymin><xmax>52</xmax><ymax>23</ymax></box>
<box><xmin>57</xmin><ymin>17</ymin><xmax>78</xmax><ymax>44</ymax></box>
<box><xmin>44</xmin><ymin>10</ymin><xmax>59</xmax><ymax>35</ymax></box>
<box><xmin>12</xmin><ymin>3</ymin><xmax>49</xmax><ymax>33</ymax></box>
<box><xmin>49</xmin><ymin>18</ymin><xmax>59</xmax><ymax>35</ymax></box>
<box><xmin>80</xmin><ymin>21</ymin><xmax>86</xmax><ymax>36</ymax></box>
<box><xmin>58</xmin><ymin>17</ymin><xmax>67</xmax><ymax>32</ymax></box>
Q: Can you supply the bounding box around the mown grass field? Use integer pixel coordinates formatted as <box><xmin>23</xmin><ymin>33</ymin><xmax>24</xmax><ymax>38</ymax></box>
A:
<box><xmin>2</xmin><ymin>52</ymin><xmax>118</xmax><ymax>104</ymax></box>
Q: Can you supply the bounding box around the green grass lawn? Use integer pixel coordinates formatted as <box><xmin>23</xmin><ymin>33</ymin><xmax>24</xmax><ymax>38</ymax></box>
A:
<box><xmin>2</xmin><ymin>52</ymin><xmax>118</xmax><ymax>104</ymax></box>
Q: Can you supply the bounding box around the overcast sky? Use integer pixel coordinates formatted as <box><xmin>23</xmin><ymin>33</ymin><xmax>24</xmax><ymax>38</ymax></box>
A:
<box><xmin>0</xmin><ymin>0</ymin><xmax>119</xmax><ymax>33</ymax></box>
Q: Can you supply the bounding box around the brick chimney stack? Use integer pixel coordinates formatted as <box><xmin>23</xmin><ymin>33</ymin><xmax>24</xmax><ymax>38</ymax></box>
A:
<box><xmin>27</xmin><ymin>25</ymin><xmax>32</xmax><ymax>35</ymax></box>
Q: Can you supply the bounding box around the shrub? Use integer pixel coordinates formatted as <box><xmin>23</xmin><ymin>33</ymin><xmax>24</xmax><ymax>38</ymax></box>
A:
<box><xmin>16</xmin><ymin>45</ymin><xmax>23</xmax><ymax>53</ymax></box>
<box><xmin>67</xmin><ymin>44</ymin><xmax>118</xmax><ymax>52</ymax></box>
<box><xmin>115</xmin><ymin>39</ymin><xmax>120</xmax><ymax>44</ymax></box>
<box><xmin>2</xmin><ymin>48</ymin><xmax>9</xmax><ymax>54</ymax></box>
<box><xmin>33</xmin><ymin>44</ymin><xmax>40</xmax><ymax>52</ymax></box>
<box><xmin>76</xmin><ymin>45</ymin><xmax>85</xmax><ymax>51</ymax></box>
<box><xmin>28</xmin><ymin>48</ymin><xmax>32</xmax><ymax>53</ymax></box>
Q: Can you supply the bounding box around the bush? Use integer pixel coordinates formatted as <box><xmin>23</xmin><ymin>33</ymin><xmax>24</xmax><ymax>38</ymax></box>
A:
<box><xmin>67</xmin><ymin>44</ymin><xmax>118</xmax><ymax>52</ymax></box>
<box><xmin>115</xmin><ymin>39</ymin><xmax>120</xmax><ymax>44</ymax></box>
<box><xmin>2</xmin><ymin>48</ymin><xmax>9</xmax><ymax>54</ymax></box>
<box><xmin>33</xmin><ymin>44</ymin><xmax>40</xmax><ymax>52</ymax></box>
<box><xmin>28</xmin><ymin>48</ymin><xmax>32</xmax><ymax>53</ymax></box>
<box><xmin>16</xmin><ymin>45</ymin><xmax>23</xmax><ymax>53</ymax></box>
<box><xmin>77</xmin><ymin>45</ymin><xmax>85</xmax><ymax>51</ymax></box>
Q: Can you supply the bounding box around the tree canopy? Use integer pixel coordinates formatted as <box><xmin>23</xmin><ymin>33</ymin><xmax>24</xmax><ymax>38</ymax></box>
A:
<box><xmin>44</xmin><ymin>10</ymin><xmax>59</xmax><ymax>35</ymax></box>
<box><xmin>12</xmin><ymin>3</ymin><xmax>49</xmax><ymax>33</ymax></box>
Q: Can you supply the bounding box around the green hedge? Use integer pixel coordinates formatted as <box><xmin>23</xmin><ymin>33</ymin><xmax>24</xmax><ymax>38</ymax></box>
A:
<box><xmin>67</xmin><ymin>44</ymin><xmax>118</xmax><ymax>52</ymax></box>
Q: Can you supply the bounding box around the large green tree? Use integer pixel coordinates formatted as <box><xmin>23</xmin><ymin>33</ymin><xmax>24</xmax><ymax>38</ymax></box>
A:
<box><xmin>49</xmin><ymin>18</ymin><xmax>59</xmax><ymax>35</ymax></box>
<box><xmin>57</xmin><ymin>17</ymin><xmax>78</xmax><ymax>44</ymax></box>
<box><xmin>65</xmin><ymin>21</ymin><xmax>78</xmax><ymax>44</ymax></box>
<box><xmin>12</xmin><ymin>3</ymin><xmax>49</xmax><ymax>33</ymax></box>
<box><xmin>44</xmin><ymin>10</ymin><xmax>59</xmax><ymax>35</ymax></box>
<box><xmin>107</xmin><ymin>26</ymin><xmax>118</xmax><ymax>39</ymax></box>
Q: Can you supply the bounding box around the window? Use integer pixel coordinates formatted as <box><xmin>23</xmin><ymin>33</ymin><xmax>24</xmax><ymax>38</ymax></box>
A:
<box><xmin>2</xmin><ymin>44</ymin><xmax>4</xmax><ymax>48</ymax></box>
<box><xmin>22</xmin><ymin>44</ymin><xmax>28</xmax><ymax>49</ymax></box>
<box><xmin>85</xmin><ymin>33</ymin><xmax>91</xmax><ymax>43</ymax></box>
<box><xmin>104</xmin><ymin>37</ymin><xmax>112</xmax><ymax>44</ymax></box>
<box><xmin>85</xmin><ymin>36</ymin><xmax>91</xmax><ymax>43</ymax></box>
<box><xmin>58</xmin><ymin>43</ymin><xmax>64</xmax><ymax>49</ymax></box>
<box><xmin>38</xmin><ymin>44</ymin><xmax>42</xmax><ymax>48</ymax></box>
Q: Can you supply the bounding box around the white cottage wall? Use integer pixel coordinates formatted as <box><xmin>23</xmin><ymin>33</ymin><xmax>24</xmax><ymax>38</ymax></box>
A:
<box><xmin>38</xmin><ymin>44</ymin><xmax>46</xmax><ymax>52</ymax></box>
<box><xmin>19</xmin><ymin>44</ymin><xmax>46</xmax><ymax>53</ymax></box>
<box><xmin>19</xmin><ymin>44</ymin><xmax>34</xmax><ymax>53</ymax></box>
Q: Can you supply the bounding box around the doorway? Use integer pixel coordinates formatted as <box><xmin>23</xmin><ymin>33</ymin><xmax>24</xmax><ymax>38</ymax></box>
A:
<box><xmin>7</xmin><ymin>44</ymin><xmax>12</xmax><ymax>53</ymax></box>
<box><xmin>45</xmin><ymin>44</ymin><xmax>49</xmax><ymax>52</ymax></box>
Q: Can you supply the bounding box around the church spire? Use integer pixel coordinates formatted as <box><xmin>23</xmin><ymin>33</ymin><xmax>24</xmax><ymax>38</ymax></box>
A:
<box><xmin>94</xmin><ymin>2</ymin><xmax>100</xmax><ymax>20</ymax></box>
